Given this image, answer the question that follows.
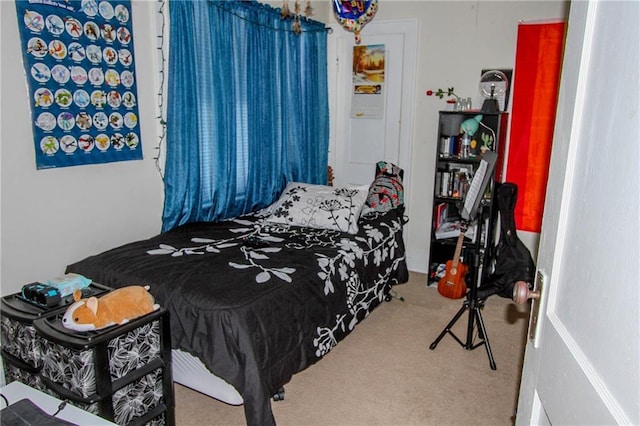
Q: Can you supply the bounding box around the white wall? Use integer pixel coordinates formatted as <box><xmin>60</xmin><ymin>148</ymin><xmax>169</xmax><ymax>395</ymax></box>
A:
<box><xmin>0</xmin><ymin>1</ymin><xmax>164</xmax><ymax>295</ymax></box>
<box><xmin>0</xmin><ymin>1</ymin><xmax>569</xmax><ymax>295</ymax></box>
<box><xmin>326</xmin><ymin>1</ymin><xmax>569</xmax><ymax>272</ymax></box>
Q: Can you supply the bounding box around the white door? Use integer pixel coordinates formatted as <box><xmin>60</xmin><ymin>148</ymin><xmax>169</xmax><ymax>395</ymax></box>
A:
<box><xmin>516</xmin><ymin>1</ymin><xmax>639</xmax><ymax>425</ymax></box>
<box><xmin>328</xmin><ymin>19</ymin><xmax>417</xmax><ymax>196</ymax></box>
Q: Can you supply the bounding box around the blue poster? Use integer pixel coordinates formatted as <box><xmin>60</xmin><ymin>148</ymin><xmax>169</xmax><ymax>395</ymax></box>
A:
<box><xmin>15</xmin><ymin>0</ymin><xmax>142</xmax><ymax>169</ymax></box>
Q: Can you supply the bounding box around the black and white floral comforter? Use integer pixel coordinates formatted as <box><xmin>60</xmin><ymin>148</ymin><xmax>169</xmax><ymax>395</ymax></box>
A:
<box><xmin>66</xmin><ymin>207</ymin><xmax>409</xmax><ymax>425</ymax></box>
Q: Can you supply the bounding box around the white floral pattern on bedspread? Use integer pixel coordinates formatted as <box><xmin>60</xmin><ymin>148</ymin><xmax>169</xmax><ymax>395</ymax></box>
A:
<box><xmin>145</xmin><ymin>213</ymin><xmax>405</xmax><ymax>356</ymax></box>
<box><xmin>66</xmin><ymin>207</ymin><xmax>408</xmax><ymax>426</ymax></box>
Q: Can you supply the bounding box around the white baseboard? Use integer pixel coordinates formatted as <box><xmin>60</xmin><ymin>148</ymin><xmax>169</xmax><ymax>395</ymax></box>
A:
<box><xmin>406</xmin><ymin>249</ymin><xmax>428</xmax><ymax>274</ymax></box>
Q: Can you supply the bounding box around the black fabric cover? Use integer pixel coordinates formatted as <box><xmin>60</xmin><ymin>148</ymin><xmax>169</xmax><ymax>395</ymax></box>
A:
<box><xmin>477</xmin><ymin>183</ymin><xmax>535</xmax><ymax>300</ymax></box>
<box><xmin>66</xmin><ymin>208</ymin><xmax>408</xmax><ymax>425</ymax></box>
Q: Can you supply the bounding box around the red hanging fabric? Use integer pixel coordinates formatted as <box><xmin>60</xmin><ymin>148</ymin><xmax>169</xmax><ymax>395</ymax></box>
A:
<box><xmin>506</xmin><ymin>21</ymin><xmax>566</xmax><ymax>233</ymax></box>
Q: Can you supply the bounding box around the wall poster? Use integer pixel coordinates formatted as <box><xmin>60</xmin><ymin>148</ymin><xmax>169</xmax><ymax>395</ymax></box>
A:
<box><xmin>350</xmin><ymin>44</ymin><xmax>385</xmax><ymax>119</ymax></box>
<box><xmin>15</xmin><ymin>0</ymin><xmax>142</xmax><ymax>169</ymax></box>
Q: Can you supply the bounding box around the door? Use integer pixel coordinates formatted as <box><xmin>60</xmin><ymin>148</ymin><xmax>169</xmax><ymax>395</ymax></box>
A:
<box><xmin>328</xmin><ymin>19</ymin><xmax>417</xmax><ymax>195</ymax></box>
<box><xmin>516</xmin><ymin>1</ymin><xmax>639</xmax><ymax>425</ymax></box>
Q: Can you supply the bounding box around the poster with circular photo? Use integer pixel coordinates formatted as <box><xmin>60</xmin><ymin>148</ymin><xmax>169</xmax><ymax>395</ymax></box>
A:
<box><xmin>91</xmin><ymin>90</ymin><xmax>107</xmax><ymax>108</ymax></box>
<box><xmin>93</xmin><ymin>111</ymin><xmax>109</xmax><ymax>130</ymax></box>
<box><xmin>86</xmin><ymin>44</ymin><xmax>102</xmax><ymax>63</ymax></box>
<box><xmin>84</xmin><ymin>21</ymin><xmax>100</xmax><ymax>40</ymax></box>
<box><xmin>40</xmin><ymin>136</ymin><xmax>59</xmax><ymax>155</ymax></box>
<box><xmin>35</xmin><ymin>112</ymin><xmax>56</xmax><ymax>131</ymax></box>
<box><xmin>65</xmin><ymin>18</ymin><xmax>83</xmax><ymax>38</ymax></box>
<box><xmin>57</xmin><ymin>112</ymin><xmax>76</xmax><ymax>131</ymax></box>
<box><xmin>88</xmin><ymin>67</ymin><xmax>105</xmax><ymax>85</ymax></box>
<box><xmin>99</xmin><ymin>2</ymin><xmax>115</xmax><ymax>20</ymax></box>
<box><xmin>60</xmin><ymin>135</ymin><xmax>78</xmax><ymax>154</ymax></box>
<box><xmin>76</xmin><ymin>112</ymin><xmax>93</xmax><ymax>130</ymax></box>
<box><xmin>24</xmin><ymin>10</ymin><xmax>44</xmax><ymax>32</ymax></box>
<box><xmin>45</xmin><ymin>15</ymin><xmax>64</xmax><ymax>36</ymax></box>
<box><xmin>54</xmin><ymin>89</ymin><xmax>73</xmax><ymax>108</ymax></box>
<box><xmin>68</xmin><ymin>42</ymin><xmax>86</xmax><ymax>62</ymax></box>
<box><xmin>34</xmin><ymin>88</ymin><xmax>54</xmax><ymax>108</ymax></box>
<box><xmin>28</xmin><ymin>37</ymin><xmax>48</xmax><ymax>57</ymax></box>
<box><xmin>79</xmin><ymin>134</ymin><xmax>95</xmax><ymax>152</ymax></box>
<box><xmin>95</xmin><ymin>133</ymin><xmax>110</xmax><ymax>151</ymax></box>
<box><xmin>48</xmin><ymin>39</ymin><xmax>67</xmax><ymax>60</ymax></box>
<box><xmin>15</xmin><ymin>0</ymin><xmax>142</xmax><ymax>169</ymax></box>
<box><xmin>70</xmin><ymin>66</ymin><xmax>88</xmax><ymax>85</ymax></box>
<box><xmin>51</xmin><ymin>65</ymin><xmax>71</xmax><ymax>84</ymax></box>
<box><xmin>107</xmin><ymin>90</ymin><xmax>121</xmax><ymax>108</ymax></box>
<box><xmin>31</xmin><ymin>63</ymin><xmax>51</xmax><ymax>83</ymax></box>
<box><xmin>117</xmin><ymin>27</ymin><xmax>131</xmax><ymax>44</ymax></box>
<box><xmin>73</xmin><ymin>89</ymin><xmax>91</xmax><ymax>108</ymax></box>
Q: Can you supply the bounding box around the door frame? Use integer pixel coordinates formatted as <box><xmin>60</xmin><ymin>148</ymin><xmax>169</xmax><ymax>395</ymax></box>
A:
<box><xmin>327</xmin><ymin>18</ymin><xmax>418</xmax><ymax>204</ymax></box>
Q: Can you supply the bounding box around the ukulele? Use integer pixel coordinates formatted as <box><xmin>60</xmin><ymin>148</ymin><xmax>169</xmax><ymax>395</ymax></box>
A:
<box><xmin>437</xmin><ymin>223</ymin><xmax>468</xmax><ymax>299</ymax></box>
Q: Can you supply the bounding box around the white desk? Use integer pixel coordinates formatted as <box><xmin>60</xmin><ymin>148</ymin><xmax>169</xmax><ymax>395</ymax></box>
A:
<box><xmin>0</xmin><ymin>381</ymin><xmax>116</xmax><ymax>425</ymax></box>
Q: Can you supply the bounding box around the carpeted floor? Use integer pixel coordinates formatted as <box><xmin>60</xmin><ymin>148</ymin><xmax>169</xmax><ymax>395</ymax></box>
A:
<box><xmin>173</xmin><ymin>272</ymin><xmax>530</xmax><ymax>425</ymax></box>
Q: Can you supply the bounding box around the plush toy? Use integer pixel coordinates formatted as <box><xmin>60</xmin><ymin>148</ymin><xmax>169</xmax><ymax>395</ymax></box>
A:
<box><xmin>62</xmin><ymin>285</ymin><xmax>159</xmax><ymax>332</ymax></box>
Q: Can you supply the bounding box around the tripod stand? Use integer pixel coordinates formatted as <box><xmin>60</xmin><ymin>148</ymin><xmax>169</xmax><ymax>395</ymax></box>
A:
<box><xmin>429</xmin><ymin>150</ymin><xmax>498</xmax><ymax>370</ymax></box>
<box><xmin>429</xmin><ymin>263</ymin><xmax>497</xmax><ymax>370</ymax></box>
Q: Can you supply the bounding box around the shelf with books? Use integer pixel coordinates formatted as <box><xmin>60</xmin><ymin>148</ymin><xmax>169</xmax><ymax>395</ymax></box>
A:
<box><xmin>435</xmin><ymin>161</ymin><xmax>473</xmax><ymax>199</ymax></box>
<box><xmin>428</xmin><ymin>111</ymin><xmax>507</xmax><ymax>289</ymax></box>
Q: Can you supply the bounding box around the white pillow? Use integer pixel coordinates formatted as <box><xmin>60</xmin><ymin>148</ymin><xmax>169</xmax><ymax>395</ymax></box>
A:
<box><xmin>266</xmin><ymin>182</ymin><xmax>368</xmax><ymax>234</ymax></box>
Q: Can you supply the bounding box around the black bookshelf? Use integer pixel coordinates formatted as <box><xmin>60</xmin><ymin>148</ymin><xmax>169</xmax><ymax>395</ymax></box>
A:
<box><xmin>428</xmin><ymin>111</ymin><xmax>508</xmax><ymax>290</ymax></box>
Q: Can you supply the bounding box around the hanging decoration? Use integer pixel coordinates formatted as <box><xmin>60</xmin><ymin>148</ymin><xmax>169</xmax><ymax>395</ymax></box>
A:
<box><xmin>280</xmin><ymin>0</ymin><xmax>313</xmax><ymax>34</ymax></box>
<box><xmin>332</xmin><ymin>0</ymin><xmax>378</xmax><ymax>44</ymax></box>
<box><xmin>14</xmin><ymin>0</ymin><xmax>143</xmax><ymax>170</ymax></box>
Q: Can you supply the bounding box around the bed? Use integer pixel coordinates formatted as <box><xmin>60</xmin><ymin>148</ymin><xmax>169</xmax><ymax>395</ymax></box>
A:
<box><xmin>65</xmin><ymin>180</ymin><xmax>409</xmax><ymax>425</ymax></box>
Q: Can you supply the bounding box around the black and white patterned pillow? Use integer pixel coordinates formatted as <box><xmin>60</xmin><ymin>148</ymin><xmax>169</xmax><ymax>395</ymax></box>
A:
<box><xmin>266</xmin><ymin>182</ymin><xmax>368</xmax><ymax>234</ymax></box>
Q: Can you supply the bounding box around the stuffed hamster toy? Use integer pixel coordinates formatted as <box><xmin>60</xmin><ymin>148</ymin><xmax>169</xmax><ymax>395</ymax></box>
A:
<box><xmin>62</xmin><ymin>285</ymin><xmax>159</xmax><ymax>332</ymax></box>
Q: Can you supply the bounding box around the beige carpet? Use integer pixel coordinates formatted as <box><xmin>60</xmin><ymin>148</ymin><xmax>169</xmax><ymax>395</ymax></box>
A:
<box><xmin>174</xmin><ymin>272</ymin><xmax>530</xmax><ymax>425</ymax></box>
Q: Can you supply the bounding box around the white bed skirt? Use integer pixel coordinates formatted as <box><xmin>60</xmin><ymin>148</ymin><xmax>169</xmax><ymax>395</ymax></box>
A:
<box><xmin>172</xmin><ymin>349</ymin><xmax>244</xmax><ymax>405</ymax></box>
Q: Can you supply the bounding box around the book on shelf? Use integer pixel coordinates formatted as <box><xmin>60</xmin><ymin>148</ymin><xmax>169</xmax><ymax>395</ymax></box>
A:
<box><xmin>435</xmin><ymin>202</ymin><xmax>446</xmax><ymax>231</ymax></box>
<box><xmin>434</xmin><ymin>202</ymin><xmax>458</xmax><ymax>231</ymax></box>
<box><xmin>435</xmin><ymin>219</ymin><xmax>477</xmax><ymax>240</ymax></box>
<box><xmin>436</xmin><ymin>163</ymin><xmax>474</xmax><ymax>198</ymax></box>
<box><xmin>440</xmin><ymin>135</ymin><xmax>459</xmax><ymax>157</ymax></box>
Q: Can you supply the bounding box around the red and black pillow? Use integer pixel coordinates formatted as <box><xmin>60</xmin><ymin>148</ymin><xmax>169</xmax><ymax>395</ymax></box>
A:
<box><xmin>366</xmin><ymin>161</ymin><xmax>404</xmax><ymax>213</ymax></box>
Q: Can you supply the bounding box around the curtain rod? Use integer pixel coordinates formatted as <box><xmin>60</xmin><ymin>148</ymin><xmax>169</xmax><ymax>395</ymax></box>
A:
<box><xmin>213</xmin><ymin>1</ymin><xmax>331</xmax><ymax>34</ymax></box>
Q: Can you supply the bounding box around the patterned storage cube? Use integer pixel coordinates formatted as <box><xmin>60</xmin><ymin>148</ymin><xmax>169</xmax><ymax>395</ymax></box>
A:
<box><xmin>34</xmin><ymin>308</ymin><xmax>174</xmax><ymax>426</ymax></box>
<box><xmin>0</xmin><ymin>282</ymin><xmax>111</xmax><ymax>378</ymax></box>
<box><xmin>40</xmin><ymin>320</ymin><xmax>161</xmax><ymax>398</ymax></box>
<box><xmin>110</xmin><ymin>367</ymin><xmax>165</xmax><ymax>425</ymax></box>
<box><xmin>1</xmin><ymin>352</ymin><xmax>44</xmax><ymax>390</ymax></box>
<box><xmin>42</xmin><ymin>367</ymin><xmax>166</xmax><ymax>425</ymax></box>
<box><xmin>0</xmin><ymin>315</ymin><xmax>45</xmax><ymax>371</ymax></box>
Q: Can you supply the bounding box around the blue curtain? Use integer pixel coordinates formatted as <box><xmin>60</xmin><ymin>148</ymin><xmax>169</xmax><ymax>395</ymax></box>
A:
<box><xmin>162</xmin><ymin>0</ymin><xmax>329</xmax><ymax>232</ymax></box>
